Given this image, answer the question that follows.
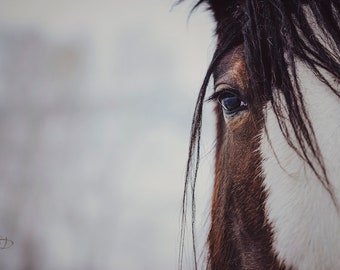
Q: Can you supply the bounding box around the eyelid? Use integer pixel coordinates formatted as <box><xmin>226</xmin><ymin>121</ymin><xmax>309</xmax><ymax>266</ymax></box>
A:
<box><xmin>207</xmin><ymin>86</ymin><xmax>245</xmax><ymax>102</ymax></box>
<box><xmin>215</xmin><ymin>84</ymin><xmax>233</xmax><ymax>92</ymax></box>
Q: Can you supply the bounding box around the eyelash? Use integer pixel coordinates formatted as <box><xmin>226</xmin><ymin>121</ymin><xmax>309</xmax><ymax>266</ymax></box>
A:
<box><xmin>207</xmin><ymin>88</ymin><xmax>244</xmax><ymax>102</ymax></box>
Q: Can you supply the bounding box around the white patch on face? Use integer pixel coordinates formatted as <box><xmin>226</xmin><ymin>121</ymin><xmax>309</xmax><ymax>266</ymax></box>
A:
<box><xmin>261</xmin><ymin>63</ymin><xmax>340</xmax><ymax>270</ymax></box>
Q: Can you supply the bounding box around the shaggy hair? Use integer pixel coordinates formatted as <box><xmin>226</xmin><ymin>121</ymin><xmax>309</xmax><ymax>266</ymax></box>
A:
<box><xmin>179</xmin><ymin>0</ymin><xmax>340</xmax><ymax>269</ymax></box>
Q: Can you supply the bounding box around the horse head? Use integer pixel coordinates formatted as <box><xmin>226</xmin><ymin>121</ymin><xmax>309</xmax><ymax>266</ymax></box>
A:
<box><xmin>181</xmin><ymin>1</ymin><xmax>340</xmax><ymax>269</ymax></box>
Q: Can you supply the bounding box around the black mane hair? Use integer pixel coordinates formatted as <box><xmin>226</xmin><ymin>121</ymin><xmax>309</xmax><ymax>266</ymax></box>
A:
<box><xmin>179</xmin><ymin>0</ymin><xmax>340</xmax><ymax>269</ymax></box>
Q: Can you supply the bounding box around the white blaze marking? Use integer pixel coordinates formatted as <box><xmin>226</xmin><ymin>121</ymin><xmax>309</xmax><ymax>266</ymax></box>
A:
<box><xmin>261</xmin><ymin>63</ymin><xmax>340</xmax><ymax>270</ymax></box>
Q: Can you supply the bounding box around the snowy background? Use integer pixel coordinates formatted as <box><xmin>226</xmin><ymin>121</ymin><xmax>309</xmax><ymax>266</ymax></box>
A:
<box><xmin>0</xmin><ymin>1</ymin><xmax>216</xmax><ymax>269</ymax></box>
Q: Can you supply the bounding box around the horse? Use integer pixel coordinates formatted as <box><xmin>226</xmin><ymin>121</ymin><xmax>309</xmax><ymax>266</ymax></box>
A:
<box><xmin>179</xmin><ymin>1</ymin><xmax>340</xmax><ymax>269</ymax></box>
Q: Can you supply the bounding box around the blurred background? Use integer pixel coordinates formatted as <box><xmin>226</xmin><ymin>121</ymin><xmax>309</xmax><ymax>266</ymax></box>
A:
<box><xmin>0</xmin><ymin>0</ymin><xmax>216</xmax><ymax>269</ymax></box>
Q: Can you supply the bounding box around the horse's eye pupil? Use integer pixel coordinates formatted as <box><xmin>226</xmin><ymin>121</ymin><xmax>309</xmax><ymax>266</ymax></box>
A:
<box><xmin>221</xmin><ymin>97</ymin><xmax>241</xmax><ymax>111</ymax></box>
<box><xmin>216</xmin><ymin>91</ymin><xmax>247</xmax><ymax>116</ymax></box>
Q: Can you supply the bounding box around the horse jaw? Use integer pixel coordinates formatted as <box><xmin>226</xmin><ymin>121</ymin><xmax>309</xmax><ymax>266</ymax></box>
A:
<box><xmin>261</xmin><ymin>62</ymin><xmax>340</xmax><ymax>270</ymax></box>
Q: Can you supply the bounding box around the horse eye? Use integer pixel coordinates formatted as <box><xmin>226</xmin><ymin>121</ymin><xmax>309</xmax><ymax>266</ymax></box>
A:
<box><xmin>218</xmin><ymin>91</ymin><xmax>248</xmax><ymax>116</ymax></box>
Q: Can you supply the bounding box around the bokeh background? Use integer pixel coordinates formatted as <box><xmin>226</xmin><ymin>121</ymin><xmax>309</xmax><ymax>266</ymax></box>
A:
<box><xmin>0</xmin><ymin>1</ymin><xmax>216</xmax><ymax>269</ymax></box>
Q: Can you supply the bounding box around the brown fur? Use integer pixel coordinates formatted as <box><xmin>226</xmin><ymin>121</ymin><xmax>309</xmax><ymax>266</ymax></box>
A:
<box><xmin>209</xmin><ymin>48</ymin><xmax>288</xmax><ymax>270</ymax></box>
